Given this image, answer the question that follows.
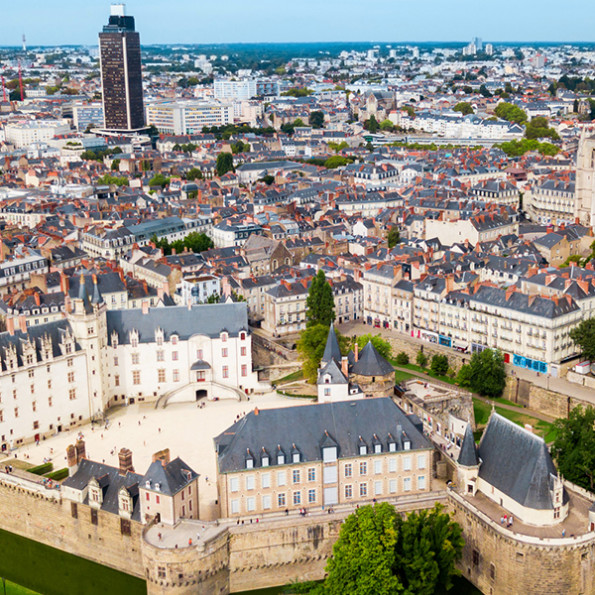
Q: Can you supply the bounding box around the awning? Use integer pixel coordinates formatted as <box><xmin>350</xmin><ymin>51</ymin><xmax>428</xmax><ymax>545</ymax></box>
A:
<box><xmin>453</xmin><ymin>341</ymin><xmax>468</xmax><ymax>350</ymax></box>
<box><xmin>190</xmin><ymin>360</ymin><xmax>211</xmax><ymax>371</ymax></box>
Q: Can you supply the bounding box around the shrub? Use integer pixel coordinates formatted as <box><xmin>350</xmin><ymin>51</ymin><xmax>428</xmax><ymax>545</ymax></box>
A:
<box><xmin>395</xmin><ymin>352</ymin><xmax>410</xmax><ymax>365</ymax></box>
<box><xmin>430</xmin><ymin>354</ymin><xmax>449</xmax><ymax>376</ymax></box>
<box><xmin>28</xmin><ymin>462</ymin><xmax>53</xmax><ymax>475</ymax></box>
<box><xmin>416</xmin><ymin>350</ymin><xmax>428</xmax><ymax>368</ymax></box>
<box><xmin>46</xmin><ymin>468</ymin><xmax>69</xmax><ymax>481</ymax></box>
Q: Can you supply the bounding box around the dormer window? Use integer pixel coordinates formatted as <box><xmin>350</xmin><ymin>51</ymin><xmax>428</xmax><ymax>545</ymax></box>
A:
<box><xmin>246</xmin><ymin>458</ymin><xmax>254</xmax><ymax>469</ymax></box>
<box><xmin>292</xmin><ymin>452</ymin><xmax>300</xmax><ymax>463</ymax></box>
<box><xmin>359</xmin><ymin>445</ymin><xmax>367</xmax><ymax>455</ymax></box>
<box><xmin>221</xmin><ymin>332</ymin><xmax>228</xmax><ymax>342</ymax></box>
<box><xmin>240</xmin><ymin>331</ymin><xmax>247</xmax><ymax>341</ymax></box>
<box><xmin>262</xmin><ymin>455</ymin><xmax>269</xmax><ymax>467</ymax></box>
<box><xmin>171</xmin><ymin>335</ymin><xmax>178</xmax><ymax>345</ymax></box>
<box><xmin>277</xmin><ymin>453</ymin><xmax>285</xmax><ymax>465</ymax></box>
<box><xmin>323</xmin><ymin>446</ymin><xmax>337</xmax><ymax>463</ymax></box>
<box><xmin>374</xmin><ymin>443</ymin><xmax>382</xmax><ymax>454</ymax></box>
<box><xmin>404</xmin><ymin>440</ymin><xmax>411</xmax><ymax>451</ymax></box>
<box><xmin>389</xmin><ymin>442</ymin><xmax>396</xmax><ymax>452</ymax></box>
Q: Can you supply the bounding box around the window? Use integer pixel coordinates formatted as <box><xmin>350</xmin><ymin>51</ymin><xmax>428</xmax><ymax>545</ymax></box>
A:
<box><xmin>359</xmin><ymin>445</ymin><xmax>367</xmax><ymax>455</ymax></box>
<box><xmin>359</xmin><ymin>483</ymin><xmax>367</xmax><ymax>497</ymax></box>
<box><xmin>292</xmin><ymin>469</ymin><xmax>301</xmax><ymax>484</ymax></box>
<box><xmin>374</xmin><ymin>443</ymin><xmax>382</xmax><ymax>454</ymax></box>
<box><xmin>157</xmin><ymin>369</ymin><xmax>166</xmax><ymax>383</ymax></box>
<box><xmin>90</xmin><ymin>509</ymin><xmax>98</xmax><ymax>525</ymax></box>
<box><xmin>196</xmin><ymin>349</ymin><xmax>203</xmax><ymax>360</ymax></box>
<box><xmin>417</xmin><ymin>454</ymin><xmax>427</xmax><ymax>470</ymax></box>
<box><xmin>262</xmin><ymin>494</ymin><xmax>272</xmax><ymax>509</ymax></box>
<box><xmin>28</xmin><ymin>369</ymin><xmax>34</xmax><ymax>378</ymax></box>
<box><xmin>472</xmin><ymin>549</ymin><xmax>480</xmax><ymax>567</ymax></box>
<box><xmin>418</xmin><ymin>476</ymin><xmax>426</xmax><ymax>490</ymax></box>
<box><xmin>292</xmin><ymin>452</ymin><xmax>300</xmax><ymax>463</ymax></box>
<box><xmin>222</xmin><ymin>366</ymin><xmax>229</xmax><ymax>379</ymax></box>
<box><xmin>70</xmin><ymin>502</ymin><xmax>78</xmax><ymax>518</ymax></box>
<box><xmin>172</xmin><ymin>351</ymin><xmax>179</xmax><ymax>361</ymax></box>
<box><xmin>120</xmin><ymin>518</ymin><xmax>131</xmax><ymax>536</ymax></box>
<box><xmin>67</xmin><ymin>358</ymin><xmax>73</xmax><ymax>367</ymax></box>
<box><xmin>359</xmin><ymin>461</ymin><xmax>367</xmax><ymax>475</ymax></box>
<box><xmin>324</xmin><ymin>388</ymin><xmax>331</xmax><ymax>397</ymax></box>
<box><xmin>293</xmin><ymin>491</ymin><xmax>301</xmax><ymax>505</ymax></box>
<box><xmin>221</xmin><ymin>348</ymin><xmax>228</xmax><ymax>358</ymax></box>
<box><xmin>132</xmin><ymin>371</ymin><xmax>141</xmax><ymax>385</ymax></box>
<box><xmin>490</xmin><ymin>563</ymin><xmax>496</xmax><ymax>581</ymax></box>
<box><xmin>230</xmin><ymin>477</ymin><xmax>239</xmax><ymax>492</ymax></box>
<box><xmin>344</xmin><ymin>484</ymin><xmax>353</xmax><ymax>499</ymax></box>
<box><xmin>47</xmin><ymin>379</ymin><xmax>51</xmax><ymax>389</ymax></box>
<box><xmin>261</xmin><ymin>472</ymin><xmax>271</xmax><ymax>489</ymax></box>
<box><xmin>374</xmin><ymin>460</ymin><xmax>382</xmax><ymax>474</ymax></box>
<box><xmin>374</xmin><ymin>480</ymin><xmax>382</xmax><ymax>495</ymax></box>
<box><xmin>130</xmin><ymin>337</ymin><xmax>138</xmax><ymax>348</ymax></box>
<box><xmin>277</xmin><ymin>453</ymin><xmax>285</xmax><ymax>465</ymax></box>
<box><xmin>173</xmin><ymin>370</ymin><xmax>180</xmax><ymax>382</ymax></box>
<box><xmin>246</xmin><ymin>458</ymin><xmax>254</xmax><ymax>469</ymax></box>
<box><xmin>240</xmin><ymin>331</ymin><xmax>246</xmax><ymax>341</ymax></box>
<box><xmin>114</xmin><ymin>375</ymin><xmax>120</xmax><ymax>387</ymax></box>
<box><xmin>262</xmin><ymin>456</ymin><xmax>269</xmax><ymax>467</ymax></box>
<box><xmin>389</xmin><ymin>442</ymin><xmax>396</xmax><ymax>452</ymax></box>
<box><xmin>131</xmin><ymin>353</ymin><xmax>139</xmax><ymax>365</ymax></box>
<box><xmin>231</xmin><ymin>499</ymin><xmax>240</xmax><ymax>514</ymax></box>
<box><xmin>323</xmin><ymin>447</ymin><xmax>337</xmax><ymax>463</ymax></box>
<box><xmin>156</xmin><ymin>350</ymin><xmax>164</xmax><ymax>362</ymax></box>
<box><xmin>278</xmin><ymin>493</ymin><xmax>286</xmax><ymax>507</ymax></box>
<box><xmin>246</xmin><ymin>497</ymin><xmax>256</xmax><ymax>512</ymax></box>
<box><xmin>221</xmin><ymin>333</ymin><xmax>227</xmax><ymax>342</ymax></box>
<box><xmin>344</xmin><ymin>463</ymin><xmax>352</xmax><ymax>478</ymax></box>
<box><xmin>389</xmin><ymin>479</ymin><xmax>397</xmax><ymax>493</ymax></box>
<box><xmin>113</xmin><ymin>357</ymin><xmax>119</xmax><ymax>367</ymax></box>
<box><xmin>241</xmin><ymin>347</ymin><xmax>247</xmax><ymax>357</ymax></box>
<box><xmin>277</xmin><ymin>471</ymin><xmax>286</xmax><ymax>486</ymax></box>
<box><xmin>403</xmin><ymin>456</ymin><xmax>412</xmax><ymax>471</ymax></box>
<box><xmin>171</xmin><ymin>336</ymin><xmax>178</xmax><ymax>345</ymax></box>
<box><xmin>403</xmin><ymin>477</ymin><xmax>412</xmax><ymax>492</ymax></box>
<box><xmin>67</xmin><ymin>372</ymin><xmax>75</xmax><ymax>383</ymax></box>
<box><xmin>388</xmin><ymin>458</ymin><xmax>397</xmax><ymax>473</ymax></box>
<box><xmin>307</xmin><ymin>468</ymin><xmax>316</xmax><ymax>482</ymax></box>
<box><xmin>246</xmin><ymin>475</ymin><xmax>255</xmax><ymax>490</ymax></box>
<box><xmin>14</xmin><ymin>408</ymin><xmax>18</xmax><ymax>418</ymax></box>
<box><xmin>241</xmin><ymin>365</ymin><xmax>247</xmax><ymax>377</ymax></box>
<box><xmin>308</xmin><ymin>489</ymin><xmax>316</xmax><ymax>503</ymax></box>
<box><xmin>32</xmin><ymin>402</ymin><xmax>36</xmax><ymax>413</ymax></box>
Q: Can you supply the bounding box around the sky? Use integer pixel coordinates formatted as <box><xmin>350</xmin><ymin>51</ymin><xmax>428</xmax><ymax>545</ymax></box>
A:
<box><xmin>0</xmin><ymin>0</ymin><xmax>593</xmax><ymax>46</ymax></box>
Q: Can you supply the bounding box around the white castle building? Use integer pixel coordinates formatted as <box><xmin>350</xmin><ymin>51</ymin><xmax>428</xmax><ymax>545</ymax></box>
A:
<box><xmin>0</xmin><ymin>275</ymin><xmax>260</xmax><ymax>452</ymax></box>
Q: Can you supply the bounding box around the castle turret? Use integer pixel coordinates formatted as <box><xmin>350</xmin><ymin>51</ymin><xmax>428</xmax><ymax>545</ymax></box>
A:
<box><xmin>457</xmin><ymin>423</ymin><xmax>480</xmax><ymax>496</ymax></box>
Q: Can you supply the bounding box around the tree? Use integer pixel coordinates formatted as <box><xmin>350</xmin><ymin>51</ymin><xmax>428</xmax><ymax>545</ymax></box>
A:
<box><xmin>110</xmin><ymin>159</ymin><xmax>121</xmax><ymax>171</ymax></box>
<box><xmin>380</xmin><ymin>119</ymin><xmax>394</xmax><ymax>131</ymax></box>
<box><xmin>297</xmin><ymin>324</ymin><xmax>347</xmax><ymax>384</ymax></box>
<box><xmin>306</xmin><ymin>270</ymin><xmax>335</xmax><ymax>327</ymax></box>
<box><xmin>216</xmin><ymin>152</ymin><xmax>234</xmax><ymax>177</ymax></box>
<box><xmin>468</xmin><ymin>349</ymin><xmax>506</xmax><ymax>398</ymax></box>
<box><xmin>551</xmin><ymin>405</ymin><xmax>595</xmax><ymax>491</ymax></box>
<box><xmin>96</xmin><ymin>174</ymin><xmax>128</xmax><ymax>187</ymax></box>
<box><xmin>570</xmin><ymin>318</ymin><xmax>595</xmax><ymax>361</ymax></box>
<box><xmin>525</xmin><ymin>116</ymin><xmax>559</xmax><ymax>140</ymax></box>
<box><xmin>324</xmin><ymin>156</ymin><xmax>351</xmax><ymax>169</ymax></box>
<box><xmin>456</xmin><ymin>364</ymin><xmax>473</xmax><ymax>388</ymax></box>
<box><xmin>430</xmin><ymin>354</ymin><xmax>449</xmax><ymax>377</ymax></box>
<box><xmin>494</xmin><ymin>102</ymin><xmax>527</xmax><ymax>124</ymax></box>
<box><xmin>324</xmin><ymin>503</ymin><xmax>464</xmax><ymax>595</ymax></box>
<box><xmin>416</xmin><ymin>350</ymin><xmax>428</xmax><ymax>368</ymax></box>
<box><xmin>395</xmin><ymin>352</ymin><xmax>409</xmax><ymax>365</ymax></box>
<box><xmin>231</xmin><ymin>140</ymin><xmax>250</xmax><ymax>154</ymax></box>
<box><xmin>148</xmin><ymin>173</ymin><xmax>170</xmax><ymax>188</ymax></box>
<box><xmin>354</xmin><ymin>334</ymin><xmax>392</xmax><ymax>360</ymax></box>
<box><xmin>185</xmin><ymin>167</ymin><xmax>203</xmax><ymax>181</ymax></box>
<box><xmin>365</xmin><ymin>115</ymin><xmax>379</xmax><ymax>133</ymax></box>
<box><xmin>453</xmin><ymin>102</ymin><xmax>474</xmax><ymax>115</ymax></box>
<box><xmin>309</xmin><ymin>111</ymin><xmax>325</xmax><ymax>129</ymax></box>
<box><xmin>183</xmin><ymin>232</ymin><xmax>214</xmax><ymax>253</ymax></box>
<box><xmin>387</xmin><ymin>226</ymin><xmax>400</xmax><ymax>248</ymax></box>
<box><xmin>259</xmin><ymin>174</ymin><xmax>275</xmax><ymax>185</ymax></box>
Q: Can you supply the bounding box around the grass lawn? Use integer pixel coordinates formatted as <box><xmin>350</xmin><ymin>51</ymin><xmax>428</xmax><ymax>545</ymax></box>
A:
<box><xmin>394</xmin><ymin>370</ymin><xmax>415</xmax><ymax>383</ymax></box>
<box><xmin>0</xmin><ymin>528</ymin><xmax>146</xmax><ymax>595</ymax></box>
<box><xmin>390</xmin><ymin>361</ymin><xmax>457</xmax><ymax>385</ymax></box>
<box><xmin>0</xmin><ymin>580</ymin><xmax>39</xmax><ymax>595</ymax></box>
<box><xmin>275</xmin><ymin>370</ymin><xmax>304</xmax><ymax>384</ymax></box>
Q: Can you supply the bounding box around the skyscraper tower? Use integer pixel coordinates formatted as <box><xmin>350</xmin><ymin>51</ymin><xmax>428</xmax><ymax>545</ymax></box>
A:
<box><xmin>99</xmin><ymin>4</ymin><xmax>145</xmax><ymax>132</ymax></box>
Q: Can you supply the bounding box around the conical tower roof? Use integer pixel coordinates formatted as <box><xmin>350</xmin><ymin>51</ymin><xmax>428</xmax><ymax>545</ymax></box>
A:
<box><xmin>458</xmin><ymin>423</ymin><xmax>479</xmax><ymax>467</ymax></box>
<box><xmin>321</xmin><ymin>323</ymin><xmax>341</xmax><ymax>367</ymax></box>
<box><xmin>351</xmin><ymin>341</ymin><xmax>394</xmax><ymax>376</ymax></box>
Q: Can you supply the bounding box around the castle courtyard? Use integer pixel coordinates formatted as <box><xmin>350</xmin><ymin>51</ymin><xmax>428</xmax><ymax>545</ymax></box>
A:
<box><xmin>3</xmin><ymin>392</ymin><xmax>308</xmax><ymax>520</ymax></box>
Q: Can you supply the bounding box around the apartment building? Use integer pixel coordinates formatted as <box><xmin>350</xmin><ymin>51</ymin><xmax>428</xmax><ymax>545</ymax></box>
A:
<box><xmin>527</xmin><ymin>177</ymin><xmax>575</xmax><ymax>224</ymax></box>
<box><xmin>214</xmin><ymin>398</ymin><xmax>433</xmax><ymax>518</ymax></box>
<box><xmin>145</xmin><ymin>100</ymin><xmax>233</xmax><ymax>135</ymax></box>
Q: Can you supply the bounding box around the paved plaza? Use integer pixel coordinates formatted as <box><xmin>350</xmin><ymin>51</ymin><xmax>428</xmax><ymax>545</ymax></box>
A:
<box><xmin>2</xmin><ymin>392</ymin><xmax>308</xmax><ymax>520</ymax></box>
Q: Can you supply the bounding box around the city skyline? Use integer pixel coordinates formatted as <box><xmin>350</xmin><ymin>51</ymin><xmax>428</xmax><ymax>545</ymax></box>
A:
<box><xmin>0</xmin><ymin>0</ymin><xmax>594</xmax><ymax>46</ymax></box>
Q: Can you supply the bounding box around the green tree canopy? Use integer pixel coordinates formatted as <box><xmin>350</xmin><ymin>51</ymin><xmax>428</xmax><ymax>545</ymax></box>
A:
<box><xmin>309</xmin><ymin>111</ymin><xmax>325</xmax><ymax>129</ymax></box>
<box><xmin>151</xmin><ymin>232</ymin><xmax>213</xmax><ymax>256</ymax></box>
<box><xmin>365</xmin><ymin>115</ymin><xmax>379</xmax><ymax>133</ymax></box>
<box><xmin>551</xmin><ymin>405</ymin><xmax>595</xmax><ymax>491</ymax></box>
<box><xmin>416</xmin><ymin>350</ymin><xmax>428</xmax><ymax>368</ymax></box>
<box><xmin>387</xmin><ymin>226</ymin><xmax>400</xmax><ymax>248</ymax></box>
<box><xmin>494</xmin><ymin>102</ymin><xmax>527</xmax><ymax>124</ymax></box>
<box><xmin>96</xmin><ymin>174</ymin><xmax>129</xmax><ymax>187</ymax></box>
<box><xmin>431</xmin><ymin>354</ymin><xmax>449</xmax><ymax>376</ymax></box>
<box><xmin>185</xmin><ymin>167</ymin><xmax>203</xmax><ymax>181</ymax></box>
<box><xmin>148</xmin><ymin>173</ymin><xmax>170</xmax><ymax>188</ymax></box>
<box><xmin>324</xmin><ymin>503</ymin><xmax>464</xmax><ymax>595</ymax></box>
<box><xmin>453</xmin><ymin>102</ymin><xmax>474</xmax><ymax>115</ymax></box>
<box><xmin>216</xmin><ymin>152</ymin><xmax>234</xmax><ymax>177</ymax></box>
<box><xmin>306</xmin><ymin>270</ymin><xmax>335</xmax><ymax>327</ymax></box>
<box><xmin>324</xmin><ymin>156</ymin><xmax>352</xmax><ymax>169</ymax></box>
<box><xmin>380</xmin><ymin>119</ymin><xmax>394</xmax><ymax>131</ymax></box>
<box><xmin>468</xmin><ymin>349</ymin><xmax>506</xmax><ymax>398</ymax></box>
<box><xmin>570</xmin><ymin>317</ymin><xmax>595</xmax><ymax>361</ymax></box>
<box><xmin>525</xmin><ymin>116</ymin><xmax>560</xmax><ymax>140</ymax></box>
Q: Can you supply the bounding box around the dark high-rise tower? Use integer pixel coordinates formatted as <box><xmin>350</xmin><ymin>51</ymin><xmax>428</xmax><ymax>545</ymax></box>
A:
<box><xmin>99</xmin><ymin>4</ymin><xmax>145</xmax><ymax>131</ymax></box>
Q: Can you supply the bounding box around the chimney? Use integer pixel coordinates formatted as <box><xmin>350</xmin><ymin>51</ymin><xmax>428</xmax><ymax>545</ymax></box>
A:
<box><xmin>254</xmin><ymin>407</ymin><xmax>259</xmax><ymax>416</ymax></box>
<box><xmin>118</xmin><ymin>448</ymin><xmax>134</xmax><ymax>475</ymax></box>
<box><xmin>341</xmin><ymin>356</ymin><xmax>349</xmax><ymax>378</ymax></box>
<box><xmin>6</xmin><ymin>317</ymin><xmax>14</xmax><ymax>336</ymax></box>
<box><xmin>354</xmin><ymin>342</ymin><xmax>359</xmax><ymax>363</ymax></box>
<box><xmin>75</xmin><ymin>438</ymin><xmax>86</xmax><ymax>463</ymax></box>
<box><xmin>152</xmin><ymin>448</ymin><xmax>170</xmax><ymax>467</ymax></box>
<box><xmin>18</xmin><ymin>314</ymin><xmax>27</xmax><ymax>334</ymax></box>
<box><xmin>34</xmin><ymin>292</ymin><xmax>41</xmax><ymax>307</ymax></box>
<box><xmin>66</xmin><ymin>444</ymin><xmax>79</xmax><ymax>476</ymax></box>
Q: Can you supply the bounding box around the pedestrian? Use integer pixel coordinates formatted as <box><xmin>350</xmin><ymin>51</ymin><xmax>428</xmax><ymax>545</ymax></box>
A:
<box><xmin>158</xmin><ymin>532</ymin><xmax>162</xmax><ymax>541</ymax></box>
<box><xmin>562</xmin><ymin>529</ymin><xmax>566</xmax><ymax>537</ymax></box>
<box><xmin>158</xmin><ymin>428</ymin><xmax>161</xmax><ymax>433</ymax></box>
<box><xmin>510</xmin><ymin>515</ymin><xmax>513</xmax><ymax>526</ymax></box>
<box><xmin>500</xmin><ymin>516</ymin><xmax>504</xmax><ymax>525</ymax></box>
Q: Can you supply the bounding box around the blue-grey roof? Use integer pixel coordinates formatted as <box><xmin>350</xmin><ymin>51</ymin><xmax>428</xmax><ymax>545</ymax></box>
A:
<box><xmin>321</xmin><ymin>323</ymin><xmax>342</xmax><ymax>366</ymax></box>
<box><xmin>478</xmin><ymin>413</ymin><xmax>563</xmax><ymax>510</ymax></box>
<box><xmin>215</xmin><ymin>398</ymin><xmax>431</xmax><ymax>473</ymax></box>
<box><xmin>458</xmin><ymin>423</ymin><xmax>479</xmax><ymax>467</ymax></box>
<box><xmin>106</xmin><ymin>303</ymin><xmax>249</xmax><ymax>345</ymax></box>
<box><xmin>351</xmin><ymin>341</ymin><xmax>394</xmax><ymax>377</ymax></box>
<box><xmin>62</xmin><ymin>459</ymin><xmax>143</xmax><ymax>521</ymax></box>
<box><xmin>141</xmin><ymin>457</ymin><xmax>198</xmax><ymax>497</ymax></box>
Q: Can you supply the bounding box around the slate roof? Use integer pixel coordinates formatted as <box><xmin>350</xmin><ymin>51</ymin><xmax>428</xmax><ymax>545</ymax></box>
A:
<box><xmin>141</xmin><ymin>457</ymin><xmax>198</xmax><ymax>497</ymax></box>
<box><xmin>106</xmin><ymin>303</ymin><xmax>248</xmax><ymax>345</ymax></box>
<box><xmin>351</xmin><ymin>341</ymin><xmax>394</xmax><ymax>377</ymax></box>
<box><xmin>215</xmin><ymin>398</ymin><xmax>432</xmax><ymax>473</ymax></box>
<box><xmin>477</xmin><ymin>413</ymin><xmax>564</xmax><ymax>511</ymax></box>
<box><xmin>458</xmin><ymin>423</ymin><xmax>479</xmax><ymax>467</ymax></box>
<box><xmin>318</xmin><ymin>357</ymin><xmax>348</xmax><ymax>385</ymax></box>
<box><xmin>321</xmin><ymin>323</ymin><xmax>342</xmax><ymax>366</ymax></box>
<box><xmin>62</xmin><ymin>459</ymin><xmax>143</xmax><ymax>521</ymax></box>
